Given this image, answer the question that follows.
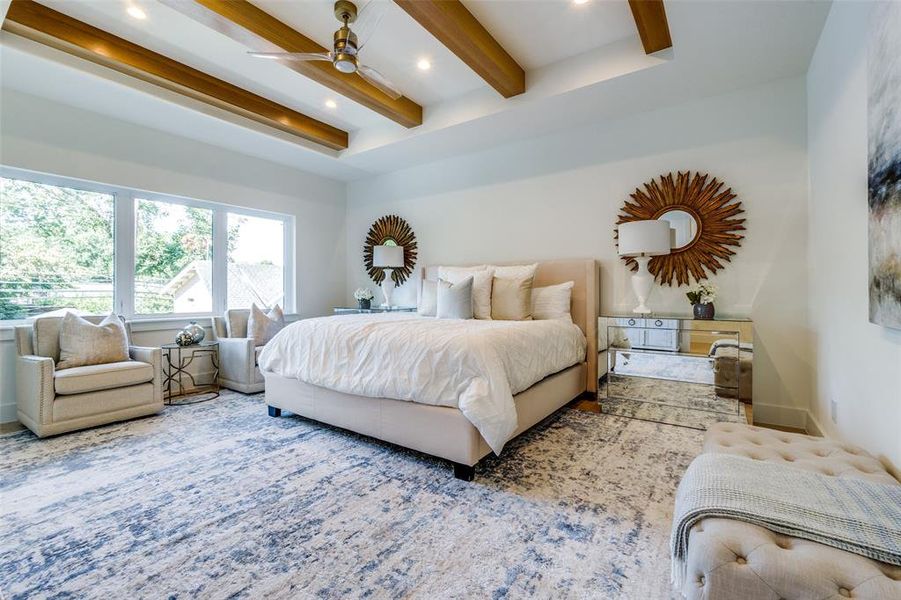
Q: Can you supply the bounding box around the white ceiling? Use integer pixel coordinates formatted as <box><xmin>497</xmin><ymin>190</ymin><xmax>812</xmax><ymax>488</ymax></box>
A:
<box><xmin>0</xmin><ymin>0</ymin><xmax>831</xmax><ymax>181</ymax></box>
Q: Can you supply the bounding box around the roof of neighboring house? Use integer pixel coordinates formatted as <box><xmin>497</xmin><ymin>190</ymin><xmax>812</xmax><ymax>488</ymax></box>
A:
<box><xmin>162</xmin><ymin>260</ymin><xmax>283</xmax><ymax>308</ymax></box>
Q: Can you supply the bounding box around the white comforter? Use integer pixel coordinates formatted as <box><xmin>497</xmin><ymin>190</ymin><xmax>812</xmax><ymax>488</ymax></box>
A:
<box><xmin>258</xmin><ymin>313</ymin><xmax>587</xmax><ymax>454</ymax></box>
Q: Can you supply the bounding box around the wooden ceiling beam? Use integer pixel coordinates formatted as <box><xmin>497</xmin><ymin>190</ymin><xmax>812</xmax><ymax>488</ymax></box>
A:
<box><xmin>160</xmin><ymin>0</ymin><xmax>422</xmax><ymax>128</ymax></box>
<box><xmin>628</xmin><ymin>0</ymin><xmax>672</xmax><ymax>54</ymax></box>
<box><xmin>393</xmin><ymin>0</ymin><xmax>525</xmax><ymax>98</ymax></box>
<box><xmin>2</xmin><ymin>0</ymin><xmax>348</xmax><ymax>150</ymax></box>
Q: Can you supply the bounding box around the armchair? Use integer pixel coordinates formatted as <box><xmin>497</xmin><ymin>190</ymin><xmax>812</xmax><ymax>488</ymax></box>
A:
<box><xmin>212</xmin><ymin>309</ymin><xmax>265</xmax><ymax>393</ymax></box>
<box><xmin>15</xmin><ymin>315</ymin><xmax>164</xmax><ymax>438</ymax></box>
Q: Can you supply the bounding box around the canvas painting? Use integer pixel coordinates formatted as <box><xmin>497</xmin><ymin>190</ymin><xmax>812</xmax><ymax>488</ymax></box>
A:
<box><xmin>868</xmin><ymin>2</ymin><xmax>901</xmax><ymax>329</ymax></box>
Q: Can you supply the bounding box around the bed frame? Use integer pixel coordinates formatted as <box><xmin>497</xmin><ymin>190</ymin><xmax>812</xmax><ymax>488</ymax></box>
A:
<box><xmin>262</xmin><ymin>259</ymin><xmax>599</xmax><ymax>480</ymax></box>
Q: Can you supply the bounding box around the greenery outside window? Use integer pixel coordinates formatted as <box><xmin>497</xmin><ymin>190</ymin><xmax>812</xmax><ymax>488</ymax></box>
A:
<box><xmin>0</xmin><ymin>167</ymin><xmax>294</xmax><ymax>322</ymax></box>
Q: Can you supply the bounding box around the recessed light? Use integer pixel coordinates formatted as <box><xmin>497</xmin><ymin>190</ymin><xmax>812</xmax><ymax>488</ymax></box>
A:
<box><xmin>573</xmin><ymin>0</ymin><xmax>589</xmax><ymax>5</ymax></box>
<box><xmin>324</xmin><ymin>99</ymin><xmax>338</xmax><ymax>109</ymax></box>
<box><xmin>126</xmin><ymin>5</ymin><xmax>147</xmax><ymax>19</ymax></box>
<box><xmin>417</xmin><ymin>58</ymin><xmax>431</xmax><ymax>71</ymax></box>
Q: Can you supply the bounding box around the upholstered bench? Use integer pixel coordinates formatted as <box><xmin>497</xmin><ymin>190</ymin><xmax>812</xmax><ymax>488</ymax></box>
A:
<box><xmin>678</xmin><ymin>423</ymin><xmax>901</xmax><ymax>600</ymax></box>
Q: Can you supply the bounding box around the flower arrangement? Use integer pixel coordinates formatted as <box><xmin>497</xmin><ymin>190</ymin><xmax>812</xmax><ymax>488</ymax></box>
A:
<box><xmin>686</xmin><ymin>282</ymin><xmax>717</xmax><ymax>305</ymax></box>
<box><xmin>354</xmin><ymin>288</ymin><xmax>374</xmax><ymax>301</ymax></box>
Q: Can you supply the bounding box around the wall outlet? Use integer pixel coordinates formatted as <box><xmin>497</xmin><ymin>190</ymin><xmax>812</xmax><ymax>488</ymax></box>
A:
<box><xmin>830</xmin><ymin>399</ymin><xmax>838</xmax><ymax>424</ymax></box>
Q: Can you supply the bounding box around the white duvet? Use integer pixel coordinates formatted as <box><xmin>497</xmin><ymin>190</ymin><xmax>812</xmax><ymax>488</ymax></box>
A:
<box><xmin>258</xmin><ymin>313</ymin><xmax>587</xmax><ymax>454</ymax></box>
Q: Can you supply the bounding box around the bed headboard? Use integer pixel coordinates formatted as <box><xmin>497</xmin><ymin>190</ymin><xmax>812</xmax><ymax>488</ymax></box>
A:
<box><xmin>422</xmin><ymin>259</ymin><xmax>599</xmax><ymax>393</ymax></box>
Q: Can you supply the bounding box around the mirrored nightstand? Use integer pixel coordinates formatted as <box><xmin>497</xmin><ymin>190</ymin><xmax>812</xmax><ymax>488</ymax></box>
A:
<box><xmin>333</xmin><ymin>306</ymin><xmax>417</xmax><ymax>315</ymax></box>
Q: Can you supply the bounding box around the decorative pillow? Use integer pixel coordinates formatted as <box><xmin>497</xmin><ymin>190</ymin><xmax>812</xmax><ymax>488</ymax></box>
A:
<box><xmin>437</xmin><ymin>265</ymin><xmax>487</xmax><ymax>279</ymax></box>
<box><xmin>491</xmin><ymin>276</ymin><xmax>534</xmax><ymax>321</ymax></box>
<box><xmin>436</xmin><ymin>276</ymin><xmax>474</xmax><ymax>319</ymax></box>
<box><xmin>531</xmin><ymin>281</ymin><xmax>574</xmax><ymax>322</ymax></box>
<box><xmin>57</xmin><ymin>312</ymin><xmax>129</xmax><ymax>370</ymax></box>
<box><xmin>247</xmin><ymin>304</ymin><xmax>286</xmax><ymax>346</ymax></box>
<box><xmin>439</xmin><ymin>268</ymin><xmax>494</xmax><ymax>319</ymax></box>
<box><xmin>418</xmin><ymin>280</ymin><xmax>438</xmax><ymax>317</ymax></box>
<box><xmin>490</xmin><ymin>263</ymin><xmax>538</xmax><ymax>281</ymax></box>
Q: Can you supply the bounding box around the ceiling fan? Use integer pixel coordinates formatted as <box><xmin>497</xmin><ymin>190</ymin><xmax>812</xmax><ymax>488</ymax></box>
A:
<box><xmin>248</xmin><ymin>0</ymin><xmax>403</xmax><ymax>100</ymax></box>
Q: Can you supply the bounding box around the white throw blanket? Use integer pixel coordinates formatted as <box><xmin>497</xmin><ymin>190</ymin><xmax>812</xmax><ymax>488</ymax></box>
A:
<box><xmin>258</xmin><ymin>313</ymin><xmax>587</xmax><ymax>454</ymax></box>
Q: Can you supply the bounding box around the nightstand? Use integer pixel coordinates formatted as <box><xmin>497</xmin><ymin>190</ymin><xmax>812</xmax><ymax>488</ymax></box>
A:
<box><xmin>333</xmin><ymin>306</ymin><xmax>416</xmax><ymax>315</ymax></box>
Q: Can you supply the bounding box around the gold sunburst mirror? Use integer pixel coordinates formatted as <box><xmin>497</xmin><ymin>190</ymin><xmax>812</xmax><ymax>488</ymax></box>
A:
<box><xmin>616</xmin><ymin>171</ymin><xmax>745</xmax><ymax>286</ymax></box>
<box><xmin>363</xmin><ymin>215</ymin><xmax>418</xmax><ymax>285</ymax></box>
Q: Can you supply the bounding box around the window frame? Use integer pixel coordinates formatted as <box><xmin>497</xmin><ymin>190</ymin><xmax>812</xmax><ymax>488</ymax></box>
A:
<box><xmin>0</xmin><ymin>166</ymin><xmax>295</xmax><ymax>322</ymax></box>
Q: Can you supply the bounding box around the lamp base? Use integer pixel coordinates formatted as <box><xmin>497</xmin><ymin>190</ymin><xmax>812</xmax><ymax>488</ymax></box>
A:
<box><xmin>380</xmin><ymin>269</ymin><xmax>395</xmax><ymax>307</ymax></box>
<box><xmin>630</xmin><ymin>256</ymin><xmax>655</xmax><ymax>314</ymax></box>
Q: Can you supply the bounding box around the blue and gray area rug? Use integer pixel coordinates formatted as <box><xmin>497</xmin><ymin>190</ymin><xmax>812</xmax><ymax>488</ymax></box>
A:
<box><xmin>0</xmin><ymin>391</ymin><xmax>702</xmax><ymax>599</ymax></box>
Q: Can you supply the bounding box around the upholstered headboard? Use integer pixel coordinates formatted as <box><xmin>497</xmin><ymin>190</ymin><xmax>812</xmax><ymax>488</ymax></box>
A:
<box><xmin>423</xmin><ymin>259</ymin><xmax>599</xmax><ymax>393</ymax></box>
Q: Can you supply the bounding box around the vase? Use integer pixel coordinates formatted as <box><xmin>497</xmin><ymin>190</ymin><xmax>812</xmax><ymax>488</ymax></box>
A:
<box><xmin>693</xmin><ymin>302</ymin><xmax>715</xmax><ymax>320</ymax></box>
<box><xmin>184</xmin><ymin>320</ymin><xmax>205</xmax><ymax>343</ymax></box>
<box><xmin>358</xmin><ymin>299</ymin><xmax>371</xmax><ymax>310</ymax></box>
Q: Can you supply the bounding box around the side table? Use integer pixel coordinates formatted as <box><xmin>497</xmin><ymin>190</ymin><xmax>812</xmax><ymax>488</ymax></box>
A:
<box><xmin>161</xmin><ymin>341</ymin><xmax>220</xmax><ymax>405</ymax></box>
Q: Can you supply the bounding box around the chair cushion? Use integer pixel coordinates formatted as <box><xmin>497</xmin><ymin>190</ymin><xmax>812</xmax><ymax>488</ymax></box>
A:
<box><xmin>254</xmin><ymin>346</ymin><xmax>264</xmax><ymax>366</ymax></box>
<box><xmin>54</xmin><ymin>361</ymin><xmax>154</xmax><ymax>395</ymax></box>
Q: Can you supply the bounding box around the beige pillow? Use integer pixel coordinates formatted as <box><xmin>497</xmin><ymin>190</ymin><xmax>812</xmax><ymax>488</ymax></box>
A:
<box><xmin>439</xmin><ymin>268</ymin><xmax>494</xmax><ymax>319</ymax></box>
<box><xmin>491</xmin><ymin>276</ymin><xmax>534</xmax><ymax>321</ymax></box>
<box><xmin>57</xmin><ymin>312</ymin><xmax>129</xmax><ymax>370</ymax></box>
<box><xmin>247</xmin><ymin>304</ymin><xmax>286</xmax><ymax>346</ymax></box>
<box><xmin>531</xmin><ymin>281</ymin><xmax>574</xmax><ymax>322</ymax></box>
<box><xmin>490</xmin><ymin>263</ymin><xmax>538</xmax><ymax>280</ymax></box>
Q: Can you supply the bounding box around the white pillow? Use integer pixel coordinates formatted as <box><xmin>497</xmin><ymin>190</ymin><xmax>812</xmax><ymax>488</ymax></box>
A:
<box><xmin>418</xmin><ymin>280</ymin><xmax>438</xmax><ymax>317</ymax></box>
<box><xmin>531</xmin><ymin>281</ymin><xmax>574</xmax><ymax>322</ymax></box>
<box><xmin>247</xmin><ymin>304</ymin><xmax>286</xmax><ymax>346</ymax></box>
<box><xmin>439</xmin><ymin>267</ymin><xmax>494</xmax><ymax>319</ymax></box>
<box><xmin>436</xmin><ymin>277</ymin><xmax>474</xmax><ymax>319</ymax></box>
<box><xmin>490</xmin><ymin>263</ymin><xmax>538</xmax><ymax>280</ymax></box>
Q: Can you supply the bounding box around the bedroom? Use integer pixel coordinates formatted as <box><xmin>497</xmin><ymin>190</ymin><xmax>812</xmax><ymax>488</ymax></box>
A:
<box><xmin>1</xmin><ymin>0</ymin><xmax>899</xmax><ymax>598</ymax></box>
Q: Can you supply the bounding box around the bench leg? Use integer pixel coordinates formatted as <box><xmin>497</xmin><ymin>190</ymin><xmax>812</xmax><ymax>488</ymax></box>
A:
<box><xmin>268</xmin><ymin>406</ymin><xmax>281</xmax><ymax>418</ymax></box>
<box><xmin>452</xmin><ymin>462</ymin><xmax>475</xmax><ymax>482</ymax></box>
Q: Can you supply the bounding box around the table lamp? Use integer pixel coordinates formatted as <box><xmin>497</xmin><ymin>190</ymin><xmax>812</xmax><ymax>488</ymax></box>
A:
<box><xmin>617</xmin><ymin>220</ymin><xmax>672</xmax><ymax>314</ymax></box>
<box><xmin>373</xmin><ymin>245</ymin><xmax>404</xmax><ymax>307</ymax></box>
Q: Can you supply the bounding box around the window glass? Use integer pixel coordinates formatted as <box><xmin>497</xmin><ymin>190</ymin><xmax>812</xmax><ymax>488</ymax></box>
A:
<box><xmin>0</xmin><ymin>177</ymin><xmax>114</xmax><ymax>319</ymax></box>
<box><xmin>227</xmin><ymin>213</ymin><xmax>285</xmax><ymax>309</ymax></box>
<box><xmin>135</xmin><ymin>198</ymin><xmax>213</xmax><ymax>314</ymax></box>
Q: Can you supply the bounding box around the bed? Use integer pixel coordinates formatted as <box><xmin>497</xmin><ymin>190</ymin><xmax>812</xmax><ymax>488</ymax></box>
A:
<box><xmin>259</xmin><ymin>259</ymin><xmax>598</xmax><ymax>480</ymax></box>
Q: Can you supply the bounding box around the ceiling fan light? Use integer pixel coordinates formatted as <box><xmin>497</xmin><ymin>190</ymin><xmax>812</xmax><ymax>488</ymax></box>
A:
<box><xmin>334</xmin><ymin>54</ymin><xmax>357</xmax><ymax>73</ymax></box>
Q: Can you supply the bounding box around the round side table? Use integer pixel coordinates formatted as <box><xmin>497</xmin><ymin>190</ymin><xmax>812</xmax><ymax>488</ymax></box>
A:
<box><xmin>161</xmin><ymin>341</ymin><xmax>220</xmax><ymax>405</ymax></box>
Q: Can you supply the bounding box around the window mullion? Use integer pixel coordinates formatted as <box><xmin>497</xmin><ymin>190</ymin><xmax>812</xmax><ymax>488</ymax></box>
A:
<box><xmin>213</xmin><ymin>209</ymin><xmax>228</xmax><ymax>315</ymax></box>
<box><xmin>114</xmin><ymin>191</ymin><xmax>136</xmax><ymax>318</ymax></box>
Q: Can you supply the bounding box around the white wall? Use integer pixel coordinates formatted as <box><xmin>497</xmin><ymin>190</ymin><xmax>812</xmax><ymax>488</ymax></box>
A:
<box><xmin>347</xmin><ymin>77</ymin><xmax>812</xmax><ymax>427</ymax></box>
<box><xmin>0</xmin><ymin>89</ymin><xmax>347</xmax><ymax>422</ymax></box>
<box><xmin>807</xmin><ymin>2</ymin><xmax>901</xmax><ymax>468</ymax></box>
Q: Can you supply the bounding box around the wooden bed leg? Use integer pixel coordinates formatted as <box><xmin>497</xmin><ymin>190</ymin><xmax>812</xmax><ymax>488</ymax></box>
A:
<box><xmin>268</xmin><ymin>406</ymin><xmax>281</xmax><ymax>417</ymax></box>
<box><xmin>452</xmin><ymin>462</ymin><xmax>475</xmax><ymax>482</ymax></box>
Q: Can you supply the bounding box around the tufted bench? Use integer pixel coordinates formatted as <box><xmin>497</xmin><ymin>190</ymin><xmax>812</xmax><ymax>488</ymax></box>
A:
<box><xmin>678</xmin><ymin>422</ymin><xmax>901</xmax><ymax>600</ymax></box>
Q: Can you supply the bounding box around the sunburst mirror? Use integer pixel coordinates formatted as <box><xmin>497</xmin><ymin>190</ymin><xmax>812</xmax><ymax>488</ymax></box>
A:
<box><xmin>616</xmin><ymin>171</ymin><xmax>745</xmax><ymax>286</ymax></box>
<box><xmin>364</xmin><ymin>214</ymin><xmax>418</xmax><ymax>285</ymax></box>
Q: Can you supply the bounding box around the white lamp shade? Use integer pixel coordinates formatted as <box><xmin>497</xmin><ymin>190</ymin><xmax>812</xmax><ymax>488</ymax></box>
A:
<box><xmin>373</xmin><ymin>244</ymin><xmax>405</xmax><ymax>268</ymax></box>
<box><xmin>617</xmin><ymin>220</ymin><xmax>672</xmax><ymax>257</ymax></box>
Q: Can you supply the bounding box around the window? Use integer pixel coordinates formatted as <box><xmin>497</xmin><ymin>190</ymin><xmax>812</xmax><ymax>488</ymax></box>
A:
<box><xmin>227</xmin><ymin>213</ymin><xmax>285</xmax><ymax>309</ymax></box>
<box><xmin>0</xmin><ymin>167</ymin><xmax>294</xmax><ymax>321</ymax></box>
<box><xmin>135</xmin><ymin>199</ymin><xmax>213</xmax><ymax>314</ymax></box>
<box><xmin>0</xmin><ymin>177</ymin><xmax>115</xmax><ymax>320</ymax></box>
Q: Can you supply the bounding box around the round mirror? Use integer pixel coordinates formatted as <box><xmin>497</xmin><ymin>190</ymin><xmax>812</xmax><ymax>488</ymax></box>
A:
<box><xmin>658</xmin><ymin>209</ymin><xmax>699</xmax><ymax>251</ymax></box>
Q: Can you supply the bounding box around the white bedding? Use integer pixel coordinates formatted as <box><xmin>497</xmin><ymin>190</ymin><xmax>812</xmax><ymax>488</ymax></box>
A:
<box><xmin>258</xmin><ymin>313</ymin><xmax>587</xmax><ymax>454</ymax></box>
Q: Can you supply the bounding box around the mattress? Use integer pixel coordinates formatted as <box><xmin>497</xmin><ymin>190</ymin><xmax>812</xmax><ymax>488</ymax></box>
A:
<box><xmin>258</xmin><ymin>313</ymin><xmax>587</xmax><ymax>454</ymax></box>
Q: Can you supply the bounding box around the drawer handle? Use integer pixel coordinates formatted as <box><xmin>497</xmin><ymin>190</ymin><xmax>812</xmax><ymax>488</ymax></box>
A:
<box><xmin>628</xmin><ymin>319</ymin><xmax>636</xmax><ymax>326</ymax></box>
<box><xmin>655</xmin><ymin>319</ymin><xmax>663</xmax><ymax>327</ymax></box>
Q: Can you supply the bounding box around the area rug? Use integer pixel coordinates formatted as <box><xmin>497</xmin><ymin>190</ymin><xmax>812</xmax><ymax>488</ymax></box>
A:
<box><xmin>0</xmin><ymin>391</ymin><xmax>703</xmax><ymax>599</ymax></box>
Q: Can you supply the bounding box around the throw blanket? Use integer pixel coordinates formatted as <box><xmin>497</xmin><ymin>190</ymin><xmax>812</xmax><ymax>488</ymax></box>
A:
<box><xmin>258</xmin><ymin>313</ymin><xmax>586</xmax><ymax>455</ymax></box>
<box><xmin>671</xmin><ymin>454</ymin><xmax>901</xmax><ymax>588</ymax></box>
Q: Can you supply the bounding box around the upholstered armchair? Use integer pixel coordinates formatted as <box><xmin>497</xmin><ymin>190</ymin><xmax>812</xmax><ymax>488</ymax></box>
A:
<box><xmin>15</xmin><ymin>316</ymin><xmax>164</xmax><ymax>438</ymax></box>
<box><xmin>212</xmin><ymin>309</ymin><xmax>265</xmax><ymax>393</ymax></box>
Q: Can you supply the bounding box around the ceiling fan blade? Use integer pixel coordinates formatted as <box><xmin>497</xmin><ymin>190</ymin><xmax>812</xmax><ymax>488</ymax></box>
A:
<box><xmin>357</xmin><ymin>64</ymin><xmax>402</xmax><ymax>100</ymax></box>
<box><xmin>353</xmin><ymin>1</ymin><xmax>386</xmax><ymax>52</ymax></box>
<box><xmin>248</xmin><ymin>51</ymin><xmax>332</xmax><ymax>62</ymax></box>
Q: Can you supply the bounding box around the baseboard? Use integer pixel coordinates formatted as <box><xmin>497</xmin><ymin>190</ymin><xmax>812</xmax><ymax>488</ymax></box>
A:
<box><xmin>805</xmin><ymin>409</ymin><xmax>826</xmax><ymax>437</ymax></box>
<box><xmin>751</xmin><ymin>402</ymin><xmax>809</xmax><ymax>431</ymax></box>
<box><xmin>1</xmin><ymin>402</ymin><xmax>17</xmax><ymax>424</ymax></box>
